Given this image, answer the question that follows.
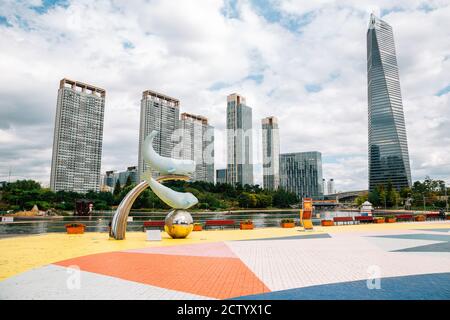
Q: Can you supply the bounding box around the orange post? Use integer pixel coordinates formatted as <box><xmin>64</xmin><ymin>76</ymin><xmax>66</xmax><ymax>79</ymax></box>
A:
<box><xmin>300</xmin><ymin>198</ymin><xmax>314</xmax><ymax>230</ymax></box>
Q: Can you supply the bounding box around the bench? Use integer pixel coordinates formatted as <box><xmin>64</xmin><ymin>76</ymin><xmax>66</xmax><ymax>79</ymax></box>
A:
<box><xmin>396</xmin><ymin>214</ymin><xmax>414</xmax><ymax>222</ymax></box>
<box><xmin>204</xmin><ymin>219</ymin><xmax>236</xmax><ymax>229</ymax></box>
<box><xmin>143</xmin><ymin>220</ymin><xmax>165</xmax><ymax>231</ymax></box>
<box><xmin>425</xmin><ymin>213</ymin><xmax>440</xmax><ymax>221</ymax></box>
<box><xmin>333</xmin><ymin>216</ymin><xmax>354</xmax><ymax>225</ymax></box>
<box><xmin>354</xmin><ymin>216</ymin><xmax>374</xmax><ymax>223</ymax></box>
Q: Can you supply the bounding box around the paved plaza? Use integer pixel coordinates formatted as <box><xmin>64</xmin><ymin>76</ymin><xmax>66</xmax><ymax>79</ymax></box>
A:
<box><xmin>1</xmin><ymin>221</ymin><xmax>449</xmax><ymax>299</ymax></box>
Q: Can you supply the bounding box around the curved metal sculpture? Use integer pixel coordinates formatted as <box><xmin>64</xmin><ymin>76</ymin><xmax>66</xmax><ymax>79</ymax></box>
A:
<box><xmin>110</xmin><ymin>130</ymin><xmax>198</xmax><ymax>240</ymax></box>
<box><xmin>142</xmin><ymin>131</ymin><xmax>195</xmax><ymax>175</ymax></box>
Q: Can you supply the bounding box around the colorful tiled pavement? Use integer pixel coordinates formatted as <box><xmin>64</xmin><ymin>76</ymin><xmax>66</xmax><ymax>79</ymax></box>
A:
<box><xmin>1</xmin><ymin>222</ymin><xmax>450</xmax><ymax>300</ymax></box>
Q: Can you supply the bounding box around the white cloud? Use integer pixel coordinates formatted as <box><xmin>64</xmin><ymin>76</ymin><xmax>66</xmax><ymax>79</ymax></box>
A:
<box><xmin>0</xmin><ymin>0</ymin><xmax>449</xmax><ymax>190</ymax></box>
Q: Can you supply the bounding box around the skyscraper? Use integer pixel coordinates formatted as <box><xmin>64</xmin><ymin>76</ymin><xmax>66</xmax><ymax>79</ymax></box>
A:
<box><xmin>50</xmin><ymin>78</ymin><xmax>105</xmax><ymax>193</ymax></box>
<box><xmin>138</xmin><ymin>90</ymin><xmax>180</xmax><ymax>180</ymax></box>
<box><xmin>179</xmin><ymin>113</ymin><xmax>214</xmax><ymax>183</ymax></box>
<box><xmin>262</xmin><ymin>116</ymin><xmax>280</xmax><ymax>190</ymax></box>
<box><xmin>367</xmin><ymin>14</ymin><xmax>412</xmax><ymax>191</ymax></box>
<box><xmin>226</xmin><ymin>93</ymin><xmax>253</xmax><ymax>186</ymax></box>
<box><xmin>322</xmin><ymin>178</ymin><xmax>327</xmax><ymax>195</ymax></box>
<box><xmin>327</xmin><ymin>178</ymin><xmax>335</xmax><ymax>194</ymax></box>
<box><xmin>280</xmin><ymin>152</ymin><xmax>323</xmax><ymax>199</ymax></box>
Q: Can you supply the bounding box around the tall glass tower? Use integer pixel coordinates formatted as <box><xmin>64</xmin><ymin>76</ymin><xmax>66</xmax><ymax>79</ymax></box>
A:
<box><xmin>367</xmin><ymin>14</ymin><xmax>412</xmax><ymax>191</ymax></box>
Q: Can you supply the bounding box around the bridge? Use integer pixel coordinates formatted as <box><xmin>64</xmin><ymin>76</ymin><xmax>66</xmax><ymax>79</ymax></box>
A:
<box><xmin>324</xmin><ymin>190</ymin><xmax>368</xmax><ymax>203</ymax></box>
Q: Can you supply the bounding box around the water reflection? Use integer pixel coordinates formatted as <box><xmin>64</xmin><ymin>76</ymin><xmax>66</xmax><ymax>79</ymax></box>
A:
<box><xmin>0</xmin><ymin>210</ymin><xmax>357</xmax><ymax>236</ymax></box>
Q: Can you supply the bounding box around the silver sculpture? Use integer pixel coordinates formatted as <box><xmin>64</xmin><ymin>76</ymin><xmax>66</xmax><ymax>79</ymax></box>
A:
<box><xmin>110</xmin><ymin>130</ymin><xmax>198</xmax><ymax>240</ymax></box>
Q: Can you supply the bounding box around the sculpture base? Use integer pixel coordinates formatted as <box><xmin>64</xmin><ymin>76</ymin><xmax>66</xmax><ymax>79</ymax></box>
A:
<box><xmin>164</xmin><ymin>209</ymin><xmax>193</xmax><ymax>239</ymax></box>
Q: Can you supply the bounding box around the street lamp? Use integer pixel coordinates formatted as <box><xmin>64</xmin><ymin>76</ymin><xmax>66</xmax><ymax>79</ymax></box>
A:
<box><xmin>423</xmin><ymin>194</ymin><xmax>426</xmax><ymax>212</ymax></box>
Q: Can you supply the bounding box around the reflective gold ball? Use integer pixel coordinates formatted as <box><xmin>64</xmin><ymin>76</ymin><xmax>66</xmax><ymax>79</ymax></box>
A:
<box><xmin>164</xmin><ymin>209</ymin><xmax>193</xmax><ymax>239</ymax></box>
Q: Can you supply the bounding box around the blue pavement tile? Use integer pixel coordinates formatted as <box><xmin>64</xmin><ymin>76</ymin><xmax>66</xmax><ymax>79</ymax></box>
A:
<box><xmin>416</xmin><ymin>228</ymin><xmax>450</xmax><ymax>233</ymax></box>
<box><xmin>237</xmin><ymin>233</ymin><xmax>331</xmax><ymax>241</ymax></box>
<box><xmin>370</xmin><ymin>233</ymin><xmax>450</xmax><ymax>253</ymax></box>
<box><xmin>233</xmin><ymin>273</ymin><xmax>450</xmax><ymax>300</ymax></box>
<box><xmin>394</xmin><ymin>241</ymin><xmax>450</xmax><ymax>253</ymax></box>
<box><xmin>372</xmin><ymin>234</ymin><xmax>450</xmax><ymax>242</ymax></box>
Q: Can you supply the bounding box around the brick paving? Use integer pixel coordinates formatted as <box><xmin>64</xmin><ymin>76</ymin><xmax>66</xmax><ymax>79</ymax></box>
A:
<box><xmin>1</xmin><ymin>221</ymin><xmax>450</xmax><ymax>299</ymax></box>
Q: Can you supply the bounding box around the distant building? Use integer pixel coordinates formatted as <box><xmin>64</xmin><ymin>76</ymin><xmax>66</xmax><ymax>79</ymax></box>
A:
<box><xmin>226</xmin><ymin>93</ymin><xmax>253</xmax><ymax>186</ymax></box>
<box><xmin>327</xmin><ymin>178</ymin><xmax>336</xmax><ymax>194</ymax></box>
<box><xmin>50</xmin><ymin>78</ymin><xmax>105</xmax><ymax>193</ymax></box>
<box><xmin>138</xmin><ymin>90</ymin><xmax>180</xmax><ymax>180</ymax></box>
<box><xmin>262</xmin><ymin>116</ymin><xmax>280</xmax><ymax>190</ymax></box>
<box><xmin>179</xmin><ymin>113</ymin><xmax>214</xmax><ymax>183</ymax></box>
<box><xmin>280</xmin><ymin>152</ymin><xmax>323</xmax><ymax>199</ymax></box>
<box><xmin>103</xmin><ymin>166</ymin><xmax>138</xmax><ymax>190</ymax></box>
<box><xmin>216</xmin><ymin>169</ymin><xmax>227</xmax><ymax>184</ymax></box>
<box><xmin>118</xmin><ymin>166</ymin><xmax>139</xmax><ymax>186</ymax></box>
<box><xmin>103</xmin><ymin>170</ymin><xmax>118</xmax><ymax>188</ymax></box>
<box><xmin>367</xmin><ymin>14</ymin><xmax>412</xmax><ymax>191</ymax></box>
<box><xmin>322</xmin><ymin>178</ymin><xmax>327</xmax><ymax>195</ymax></box>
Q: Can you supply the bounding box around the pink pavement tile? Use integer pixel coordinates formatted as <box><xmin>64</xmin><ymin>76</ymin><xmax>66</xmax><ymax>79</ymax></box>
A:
<box><xmin>125</xmin><ymin>241</ymin><xmax>237</xmax><ymax>258</ymax></box>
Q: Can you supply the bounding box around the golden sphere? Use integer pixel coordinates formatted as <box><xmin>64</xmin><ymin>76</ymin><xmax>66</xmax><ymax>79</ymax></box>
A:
<box><xmin>164</xmin><ymin>209</ymin><xmax>193</xmax><ymax>239</ymax></box>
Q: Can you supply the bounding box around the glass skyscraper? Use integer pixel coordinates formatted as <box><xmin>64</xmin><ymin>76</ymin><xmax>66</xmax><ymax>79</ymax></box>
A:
<box><xmin>367</xmin><ymin>14</ymin><xmax>412</xmax><ymax>191</ymax></box>
<box><xmin>280</xmin><ymin>152</ymin><xmax>323</xmax><ymax>199</ymax></box>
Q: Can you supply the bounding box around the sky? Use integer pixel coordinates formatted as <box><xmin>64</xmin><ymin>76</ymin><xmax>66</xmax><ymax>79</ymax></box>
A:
<box><xmin>0</xmin><ymin>0</ymin><xmax>449</xmax><ymax>192</ymax></box>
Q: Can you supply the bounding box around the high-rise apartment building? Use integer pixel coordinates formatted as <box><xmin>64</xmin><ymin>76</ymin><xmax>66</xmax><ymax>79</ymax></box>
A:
<box><xmin>327</xmin><ymin>178</ymin><xmax>336</xmax><ymax>194</ymax></box>
<box><xmin>179</xmin><ymin>113</ymin><xmax>214</xmax><ymax>183</ymax></box>
<box><xmin>367</xmin><ymin>14</ymin><xmax>412</xmax><ymax>191</ymax></box>
<box><xmin>262</xmin><ymin>116</ymin><xmax>280</xmax><ymax>190</ymax></box>
<box><xmin>50</xmin><ymin>78</ymin><xmax>105</xmax><ymax>193</ymax></box>
<box><xmin>280</xmin><ymin>152</ymin><xmax>323</xmax><ymax>199</ymax></box>
<box><xmin>138</xmin><ymin>90</ymin><xmax>180</xmax><ymax>180</ymax></box>
<box><xmin>226</xmin><ymin>93</ymin><xmax>253</xmax><ymax>186</ymax></box>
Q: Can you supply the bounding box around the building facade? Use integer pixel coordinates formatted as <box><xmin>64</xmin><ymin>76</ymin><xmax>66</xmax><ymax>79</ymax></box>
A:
<box><xmin>138</xmin><ymin>90</ymin><xmax>180</xmax><ymax>180</ymax></box>
<box><xmin>50</xmin><ymin>78</ymin><xmax>105</xmax><ymax>193</ymax></box>
<box><xmin>367</xmin><ymin>14</ymin><xmax>412</xmax><ymax>191</ymax></box>
<box><xmin>280</xmin><ymin>152</ymin><xmax>323</xmax><ymax>199</ymax></box>
<box><xmin>179</xmin><ymin>113</ymin><xmax>214</xmax><ymax>183</ymax></box>
<box><xmin>226</xmin><ymin>93</ymin><xmax>253</xmax><ymax>186</ymax></box>
<box><xmin>262</xmin><ymin>116</ymin><xmax>280</xmax><ymax>190</ymax></box>
<box><xmin>327</xmin><ymin>178</ymin><xmax>336</xmax><ymax>194</ymax></box>
<box><xmin>118</xmin><ymin>166</ymin><xmax>139</xmax><ymax>186</ymax></box>
<box><xmin>216</xmin><ymin>169</ymin><xmax>227</xmax><ymax>184</ymax></box>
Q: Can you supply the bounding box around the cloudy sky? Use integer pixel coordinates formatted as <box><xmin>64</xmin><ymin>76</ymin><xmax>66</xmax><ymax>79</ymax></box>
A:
<box><xmin>0</xmin><ymin>0</ymin><xmax>449</xmax><ymax>191</ymax></box>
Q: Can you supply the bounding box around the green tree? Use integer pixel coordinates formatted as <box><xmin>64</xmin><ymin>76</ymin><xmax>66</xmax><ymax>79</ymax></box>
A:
<box><xmin>124</xmin><ymin>175</ymin><xmax>133</xmax><ymax>188</ymax></box>
<box><xmin>113</xmin><ymin>180</ymin><xmax>122</xmax><ymax>198</ymax></box>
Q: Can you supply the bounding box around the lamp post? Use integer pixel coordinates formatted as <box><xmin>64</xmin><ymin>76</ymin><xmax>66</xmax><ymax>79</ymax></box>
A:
<box><xmin>445</xmin><ymin>183</ymin><xmax>448</xmax><ymax>213</ymax></box>
<box><xmin>423</xmin><ymin>194</ymin><xmax>426</xmax><ymax>212</ymax></box>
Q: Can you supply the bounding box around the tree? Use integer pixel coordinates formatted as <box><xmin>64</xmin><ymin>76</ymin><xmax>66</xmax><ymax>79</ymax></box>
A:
<box><xmin>355</xmin><ymin>194</ymin><xmax>368</xmax><ymax>206</ymax></box>
<box><xmin>272</xmin><ymin>189</ymin><xmax>298</xmax><ymax>208</ymax></box>
<box><xmin>256</xmin><ymin>194</ymin><xmax>272</xmax><ymax>208</ymax></box>
<box><xmin>124</xmin><ymin>175</ymin><xmax>133</xmax><ymax>188</ymax></box>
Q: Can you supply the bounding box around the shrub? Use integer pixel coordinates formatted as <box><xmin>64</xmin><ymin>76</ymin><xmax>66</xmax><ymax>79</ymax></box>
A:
<box><xmin>281</xmin><ymin>218</ymin><xmax>294</xmax><ymax>223</ymax></box>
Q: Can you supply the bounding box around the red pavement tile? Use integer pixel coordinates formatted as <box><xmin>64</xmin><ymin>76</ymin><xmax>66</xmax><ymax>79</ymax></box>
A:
<box><xmin>125</xmin><ymin>242</ymin><xmax>237</xmax><ymax>258</ymax></box>
<box><xmin>55</xmin><ymin>251</ymin><xmax>270</xmax><ymax>299</ymax></box>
